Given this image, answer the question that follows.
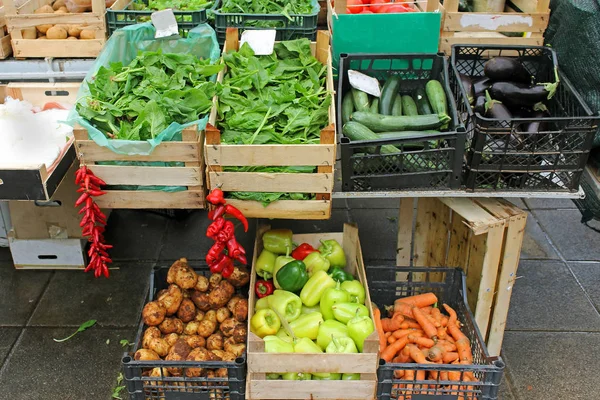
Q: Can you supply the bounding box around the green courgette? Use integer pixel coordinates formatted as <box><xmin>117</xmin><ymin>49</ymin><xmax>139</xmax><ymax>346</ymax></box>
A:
<box><xmin>370</xmin><ymin>98</ymin><xmax>380</xmax><ymax>114</ymax></box>
<box><xmin>425</xmin><ymin>80</ymin><xmax>448</xmax><ymax>116</ymax></box>
<box><xmin>351</xmin><ymin>111</ymin><xmax>451</xmax><ymax>132</ymax></box>
<box><xmin>391</xmin><ymin>94</ymin><xmax>402</xmax><ymax>116</ymax></box>
<box><xmin>342</xmin><ymin>92</ymin><xmax>354</xmax><ymax>124</ymax></box>
<box><xmin>342</xmin><ymin>122</ymin><xmax>401</xmax><ymax>154</ymax></box>
<box><xmin>401</xmin><ymin>95</ymin><xmax>418</xmax><ymax>116</ymax></box>
<box><xmin>377</xmin><ymin>130</ymin><xmax>440</xmax><ymax>139</ymax></box>
<box><xmin>379</xmin><ymin>75</ymin><xmax>401</xmax><ymax>115</ymax></box>
<box><xmin>351</xmin><ymin>88</ymin><xmax>370</xmax><ymax>112</ymax></box>
<box><xmin>414</xmin><ymin>87</ymin><xmax>433</xmax><ymax>115</ymax></box>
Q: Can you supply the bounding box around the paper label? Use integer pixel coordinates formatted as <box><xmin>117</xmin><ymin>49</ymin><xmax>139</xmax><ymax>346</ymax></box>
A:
<box><xmin>240</xmin><ymin>30</ymin><xmax>277</xmax><ymax>55</ymax></box>
<box><xmin>151</xmin><ymin>9</ymin><xmax>179</xmax><ymax>39</ymax></box>
<box><xmin>348</xmin><ymin>70</ymin><xmax>381</xmax><ymax>97</ymax></box>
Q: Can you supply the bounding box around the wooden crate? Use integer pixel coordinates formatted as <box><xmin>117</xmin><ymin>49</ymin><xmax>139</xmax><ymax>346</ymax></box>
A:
<box><xmin>8</xmin><ymin>234</ymin><xmax>85</xmax><ymax>269</ymax></box>
<box><xmin>0</xmin><ymin>82</ymin><xmax>80</xmax><ymax>201</ymax></box>
<box><xmin>205</xmin><ymin>29</ymin><xmax>336</xmax><ymax>220</ymax></box>
<box><xmin>0</xmin><ymin>6</ymin><xmax>13</xmax><ymax>59</ymax></box>
<box><xmin>396</xmin><ymin>197</ymin><xmax>527</xmax><ymax>357</ymax></box>
<box><xmin>247</xmin><ymin>224</ymin><xmax>379</xmax><ymax>400</ymax></box>
<box><xmin>4</xmin><ymin>0</ymin><xmax>106</xmax><ymax>58</ymax></box>
<box><xmin>73</xmin><ymin>124</ymin><xmax>207</xmax><ymax>209</ymax></box>
<box><xmin>438</xmin><ymin>0</ymin><xmax>551</xmax><ymax>55</ymax></box>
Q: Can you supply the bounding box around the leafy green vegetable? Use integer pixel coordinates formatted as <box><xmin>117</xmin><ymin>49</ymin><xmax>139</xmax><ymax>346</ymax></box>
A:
<box><xmin>132</xmin><ymin>0</ymin><xmax>213</xmax><ymax>11</ymax></box>
<box><xmin>229</xmin><ymin>191</ymin><xmax>314</xmax><ymax>206</ymax></box>
<box><xmin>77</xmin><ymin>50</ymin><xmax>223</xmax><ymax>141</ymax></box>
<box><xmin>112</xmin><ymin>373</ymin><xmax>125</xmax><ymax>399</ymax></box>
<box><xmin>220</xmin><ymin>0</ymin><xmax>316</xmax><ymax>18</ymax></box>
<box><xmin>53</xmin><ymin>320</ymin><xmax>97</xmax><ymax>343</ymax></box>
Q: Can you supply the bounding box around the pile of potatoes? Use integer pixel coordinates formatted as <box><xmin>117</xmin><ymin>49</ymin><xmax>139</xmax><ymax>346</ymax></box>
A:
<box><xmin>135</xmin><ymin>258</ymin><xmax>249</xmax><ymax>381</ymax></box>
<box><xmin>21</xmin><ymin>1</ymin><xmax>97</xmax><ymax>40</ymax></box>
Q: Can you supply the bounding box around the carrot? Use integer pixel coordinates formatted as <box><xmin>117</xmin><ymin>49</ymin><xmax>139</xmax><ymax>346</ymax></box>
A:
<box><xmin>385</xmin><ymin>332</ymin><xmax>392</xmax><ymax>338</ymax></box>
<box><xmin>373</xmin><ymin>307</ymin><xmax>387</xmax><ymax>353</ymax></box>
<box><xmin>411</xmin><ymin>306</ymin><xmax>438</xmax><ymax>339</ymax></box>
<box><xmin>404</xmin><ymin>369</ymin><xmax>415</xmax><ymax>393</ymax></box>
<box><xmin>408</xmin><ymin>334</ymin><xmax>435</xmax><ymax>348</ymax></box>
<box><xmin>441</xmin><ymin>315</ymin><xmax>449</xmax><ymax>327</ymax></box>
<box><xmin>440</xmin><ymin>371</ymin><xmax>449</xmax><ymax>381</ymax></box>
<box><xmin>381</xmin><ymin>336</ymin><xmax>409</xmax><ymax>363</ymax></box>
<box><xmin>455</xmin><ymin>337</ymin><xmax>473</xmax><ymax>363</ymax></box>
<box><xmin>427</xmin><ymin>344</ymin><xmax>446</xmax><ymax>362</ymax></box>
<box><xmin>396</xmin><ymin>346</ymin><xmax>411</xmax><ymax>363</ymax></box>
<box><xmin>407</xmin><ymin>344</ymin><xmax>431</xmax><ymax>364</ymax></box>
<box><xmin>399</xmin><ymin>318</ymin><xmax>421</xmax><ymax>330</ymax></box>
<box><xmin>393</xmin><ymin>369</ymin><xmax>404</xmax><ymax>379</ymax></box>
<box><xmin>437</xmin><ymin>326</ymin><xmax>447</xmax><ymax>340</ymax></box>
<box><xmin>393</xmin><ymin>329</ymin><xmax>422</xmax><ymax>339</ymax></box>
<box><xmin>437</xmin><ymin>340</ymin><xmax>457</xmax><ymax>352</ymax></box>
<box><xmin>425</xmin><ymin>313</ymin><xmax>441</xmax><ymax>328</ymax></box>
<box><xmin>381</xmin><ymin>314</ymin><xmax>405</xmax><ymax>332</ymax></box>
<box><xmin>393</xmin><ymin>302</ymin><xmax>414</xmax><ymax>318</ymax></box>
<box><xmin>420</xmin><ymin>306</ymin><xmax>433</xmax><ymax>314</ymax></box>
<box><xmin>443</xmin><ymin>352</ymin><xmax>459</xmax><ymax>363</ymax></box>
<box><xmin>388</xmin><ymin>335</ymin><xmax>397</xmax><ymax>344</ymax></box>
<box><xmin>395</xmin><ymin>292</ymin><xmax>438</xmax><ymax>308</ymax></box>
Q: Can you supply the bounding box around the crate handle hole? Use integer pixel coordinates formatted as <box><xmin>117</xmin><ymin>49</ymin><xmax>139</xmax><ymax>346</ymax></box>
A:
<box><xmin>45</xmin><ymin>90</ymin><xmax>70</xmax><ymax>97</ymax></box>
<box><xmin>38</xmin><ymin>255</ymin><xmax>58</xmax><ymax>260</ymax></box>
<box><xmin>34</xmin><ymin>200</ymin><xmax>62</xmax><ymax>207</ymax></box>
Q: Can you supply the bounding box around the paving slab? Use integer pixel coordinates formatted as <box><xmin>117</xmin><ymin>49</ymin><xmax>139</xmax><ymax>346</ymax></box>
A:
<box><xmin>524</xmin><ymin>197</ymin><xmax>577</xmax><ymax>209</ymax></box>
<box><xmin>520</xmin><ymin>212</ymin><xmax>559</xmax><ymax>260</ymax></box>
<box><xmin>569</xmin><ymin>261</ymin><xmax>600</xmax><ymax>312</ymax></box>
<box><xmin>0</xmin><ymin>328</ymin><xmax>21</xmax><ymax>366</ymax></box>
<box><xmin>29</xmin><ymin>263</ymin><xmax>154</xmax><ymax>328</ymax></box>
<box><xmin>532</xmin><ymin>209</ymin><xmax>600</xmax><ymax>261</ymax></box>
<box><xmin>506</xmin><ymin>260</ymin><xmax>600</xmax><ymax>331</ymax></box>
<box><xmin>502</xmin><ymin>332</ymin><xmax>600</xmax><ymax>400</ymax></box>
<box><xmin>0</xmin><ymin>265</ymin><xmax>52</xmax><ymax>327</ymax></box>
<box><xmin>498</xmin><ymin>375</ymin><xmax>516</xmax><ymax>400</ymax></box>
<box><xmin>350</xmin><ymin>208</ymin><xmax>399</xmax><ymax>261</ymax></box>
<box><xmin>504</xmin><ymin>198</ymin><xmax>528</xmax><ymax>210</ymax></box>
<box><xmin>0</xmin><ymin>327</ymin><xmax>135</xmax><ymax>400</ymax></box>
<box><xmin>0</xmin><ymin>247</ymin><xmax>10</xmax><ymax>261</ymax></box>
<box><xmin>103</xmin><ymin>210</ymin><xmax>169</xmax><ymax>261</ymax></box>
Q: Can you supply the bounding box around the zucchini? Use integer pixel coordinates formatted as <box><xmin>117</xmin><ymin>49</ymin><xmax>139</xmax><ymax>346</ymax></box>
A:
<box><xmin>378</xmin><ymin>130</ymin><xmax>440</xmax><ymax>139</ymax></box>
<box><xmin>342</xmin><ymin>122</ymin><xmax>401</xmax><ymax>154</ymax></box>
<box><xmin>341</xmin><ymin>92</ymin><xmax>354</xmax><ymax>124</ymax></box>
<box><xmin>391</xmin><ymin>94</ymin><xmax>403</xmax><ymax>116</ymax></box>
<box><xmin>426</xmin><ymin>80</ymin><xmax>449</xmax><ymax>130</ymax></box>
<box><xmin>351</xmin><ymin>88</ymin><xmax>370</xmax><ymax>112</ymax></box>
<box><xmin>379</xmin><ymin>75</ymin><xmax>401</xmax><ymax>115</ymax></box>
<box><xmin>414</xmin><ymin>87</ymin><xmax>432</xmax><ymax>115</ymax></box>
<box><xmin>351</xmin><ymin>111</ymin><xmax>451</xmax><ymax>132</ymax></box>
<box><xmin>401</xmin><ymin>95</ymin><xmax>418</xmax><ymax>116</ymax></box>
<box><xmin>370</xmin><ymin>98</ymin><xmax>380</xmax><ymax>114</ymax></box>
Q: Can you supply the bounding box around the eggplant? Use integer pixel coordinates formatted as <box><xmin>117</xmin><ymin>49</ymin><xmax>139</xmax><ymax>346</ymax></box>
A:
<box><xmin>485</xmin><ymin>100</ymin><xmax>512</xmax><ymax>120</ymax></box>
<box><xmin>458</xmin><ymin>74</ymin><xmax>474</xmax><ymax>104</ymax></box>
<box><xmin>473</xmin><ymin>77</ymin><xmax>491</xmax><ymax>98</ymax></box>
<box><xmin>484</xmin><ymin>57</ymin><xmax>532</xmax><ymax>84</ymax></box>
<box><xmin>474</xmin><ymin>96</ymin><xmax>486</xmax><ymax>115</ymax></box>
<box><xmin>490</xmin><ymin>82</ymin><xmax>549</xmax><ymax>108</ymax></box>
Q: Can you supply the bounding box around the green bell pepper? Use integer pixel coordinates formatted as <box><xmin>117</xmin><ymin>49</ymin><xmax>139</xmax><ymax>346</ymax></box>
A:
<box><xmin>263</xmin><ymin>229</ymin><xmax>293</xmax><ymax>254</ymax></box>
<box><xmin>326</xmin><ymin>335</ymin><xmax>358</xmax><ymax>354</ymax></box>
<box><xmin>300</xmin><ymin>270</ymin><xmax>336</xmax><ymax>307</ymax></box>
<box><xmin>276</xmin><ymin>328</ymin><xmax>293</xmax><ymax>343</ymax></box>
<box><xmin>312</xmin><ymin>373</ymin><xmax>342</xmax><ymax>380</ymax></box>
<box><xmin>303</xmin><ymin>251</ymin><xmax>330</xmax><ymax>277</ymax></box>
<box><xmin>332</xmin><ymin>303</ymin><xmax>370</xmax><ymax>324</ymax></box>
<box><xmin>288</xmin><ymin>312</ymin><xmax>324</xmax><ymax>340</ymax></box>
<box><xmin>251</xmin><ymin>309</ymin><xmax>281</xmax><ymax>338</ymax></box>
<box><xmin>301</xmin><ymin>305</ymin><xmax>321</xmax><ymax>315</ymax></box>
<box><xmin>282</xmin><ymin>372</ymin><xmax>312</xmax><ymax>380</ymax></box>
<box><xmin>318</xmin><ymin>239</ymin><xmax>346</xmax><ymax>268</ymax></box>
<box><xmin>266</xmin><ymin>373</ymin><xmax>280</xmax><ymax>380</ymax></box>
<box><xmin>255</xmin><ymin>296</ymin><xmax>271</xmax><ymax>311</ymax></box>
<box><xmin>276</xmin><ymin>260</ymin><xmax>309</xmax><ymax>292</ymax></box>
<box><xmin>256</xmin><ymin>249</ymin><xmax>277</xmax><ymax>280</ymax></box>
<box><xmin>273</xmin><ymin>254</ymin><xmax>296</xmax><ymax>289</ymax></box>
<box><xmin>342</xmin><ymin>373</ymin><xmax>360</xmax><ymax>380</ymax></box>
<box><xmin>320</xmin><ymin>282</ymin><xmax>351</xmax><ymax>320</ymax></box>
<box><xmin>347</xmin><ymin>314</ymin><xmax>375</xmax><ymax>353</ymax></box>
<box><xmin>341</xmin><ymin>280</ymin><xmax>365</xmax><ymax>304</ymax></box>
<box><xmin>264</xmin><ymin>335</ymin><xmax>294</xmax><ymax>353</ymax></box>
<box><xmin>316</xmin><ymin>320</ymin><xmax>349</xmax><ymax>350</ymax></box>
<box><xmin>328</xmin><ymin>267</ymin><xmax>354</xmax><ymax>283</ymax></box>
<box><xmin>293</xmin><ymin>337</ymin><xmax>323</xmax><ymax>353</ymax></box>
<box><xmin>267</xmin><ymin>290</ymin><xmax>302</xmax><ymax>323</ymax></box>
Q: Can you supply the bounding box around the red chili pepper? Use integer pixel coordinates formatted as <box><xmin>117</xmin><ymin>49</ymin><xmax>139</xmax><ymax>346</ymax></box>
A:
<box><xmin>291</xmin><ymin>243</ymin><xmax>318</xmax><ymax>261</ymax></box>
<box><xmin>206</xmin><ymin>189</ymin><xmax>226</xmax><ymax>206</ymax></box>
<box><xmin>234</xmin><ymin>253</ymin><xmax>247</xmax><ymax>265</ymax></box>
<box><xmin>221</xmin><ymin>263</ymin><xmax>235</xmax><ymax>278</ymax></box>
<box><xmin>88</xmin><ymin>189</ymin><xmax>106</xmax><ymax>196</ymax></box>
<box><xmin>84</xmin><ymin>176</ymin><xmax>90</xmax><ymax>191</ymax></box>
<box><xmin>206</xmin><ymin>241</ymin><xmax>226</xmax><ymax>265</ymax></box>
<box><xmin>206</xmin><ymin>217</ymin><xmax>226</xmax><ymax>240</ymax></box>
<box><xmin>75</xmin><ymin>192</ymin><xmax>90</xmax><ymax>207</ymax></box>
<box><xmin>224</xmin><ymin>204</ymin><xmax>248</xmax><ymax>232</ymax></box>
<box><xmin>208</xmin><ymin>205</ymin><xmax>226</xmax><ymax>221</ymax></box>
<box><xmin>88</xmin><ymin>175</ymin><xmax>106</xmax><ymax>187</ymax></box>
<box><xmin>209</xmin><ymin>253</ymin><xmax>233</xmax><ymax>274</ymax></box>
<box><xmin>217</xmin><ymin>220</ymin><xmax>235</xmax><ymax>243</ymax></box>
<box><xmin>255</xmin><ymin>280</ymin><xmax>274</xmax><ymax>298</ymax></box>
<box><xmin>226</xmin><ymin>237</ymin><xmax>245</xmax><ymax>260</ymax></box>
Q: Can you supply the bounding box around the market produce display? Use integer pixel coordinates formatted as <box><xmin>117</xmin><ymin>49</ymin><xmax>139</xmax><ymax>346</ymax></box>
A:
<box><xmin>250</xmin><ymin>229</ymin><xmax>374</xmax><ymax>380</ymax></box>
<box><xmin>220</xmin><ymin>0</ymin><xmax>314</xmax><ymax>16</ymax></box>
<box><xmin>345</xmin><ymin>0</ymin><xmax>418</xmax><ymax>14</ymax></box>
<box><xmin>131</xmin><ymin>0</ymin><xmax>212</xmax><ymax>12</ymax></box>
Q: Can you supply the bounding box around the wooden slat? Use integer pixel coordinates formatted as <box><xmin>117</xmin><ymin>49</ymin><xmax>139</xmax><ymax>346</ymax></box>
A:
<box><xmin>206</xmin><ymin>144</ymin><xmax>335</xmax><ymax>167</ymax></box>
<box><xmin>426</xmin><ymin>198</ymin><xmax>452</xmax><ymax>282</ymax></box>
<box><xmin>6</xmin><ymin>13</ymin><xmax>104</xmax><ymax>26</ymax></box>
<box><xmin>225</xmin><ymin>199</ymin><xmax>331</xmax><ymax>220</ymax></box>
<box><xmin>444</xmin><ymin>12</ymin><xmax>549</xmax><ymax>33</ymax></box>
<box><xmin>396</xmin><ymin>198</ymin><xmax>414</xmax><ymax>268</ymax></box>
<box><xmin>248</xmin><ymin>379</ymin><xmax>376</xmax><ymax>400</ymax></box>
<box><xmin>440</xmin><ymin>198</ymin><xmax>501</xmax><ymax>235</ymax></box>
<box><xmin>89</xmin><ymin>165</ymin><xmax>202</xmax><ymax>186</ymax></box>
<box><xmin>0</xmin><ymin>35</ymin><xmax>12</xmax><ymax>59</ymax></box>
<box><xmin>248</xmin><ymin>353</ymin><xmax>377</xmax><ymax>374</ymax></box>
<box><xmin>208</xmin><ymin>172</ymin><xmax>332</xmax><ymax>193</ymax></box>
<box><xmin>77</xmin><ymin>141</ymin><xmax>201</xmax><ymax>163</ymax></box>
<box><xmin>11</xmin><ymin>39</ymin><xmax>105</xmax><ymax>58</ymax></box>
<box><xmin>93</xmin><ymin>190</ymin><xmax>205</xmax><ymax>209</ymax></box>
<box><xmin>6</xmin><ymin>82</ymin><xmax>80</xmax><ymax>104</ymax></box>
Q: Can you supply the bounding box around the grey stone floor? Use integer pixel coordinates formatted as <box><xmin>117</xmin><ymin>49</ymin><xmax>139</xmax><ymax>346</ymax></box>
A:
<box><xmin>1</xmin><ymin>198</ymin><xmax>599</xmax><ymax>399</ymax></box>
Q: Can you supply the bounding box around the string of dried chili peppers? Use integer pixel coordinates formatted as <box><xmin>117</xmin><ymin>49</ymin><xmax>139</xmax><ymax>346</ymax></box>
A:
<box><xmin>205</xmin><ymin>189</ymin><xmax>248</xmax><ymax>278</ymax></box>
<box><xmin>75</xmin><ymin>165</ymin><xmax>112</xmax><ymax>278</ymax></box>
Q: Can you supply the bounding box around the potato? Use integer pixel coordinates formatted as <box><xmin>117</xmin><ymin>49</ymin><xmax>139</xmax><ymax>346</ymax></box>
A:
<box><xmin>79</xmin><ymin>29</ymin><xmax>96</xmax><ymax>39</ymax></box>
<box><xmin>36</xmin><ymin>24</ymin><xmax>53</xmax><ymax>34</ymax></box>
<box><xmin>194</xmin><ymin>310</ymin><xmax>205</xmax><ymax>322</ymax></box>
<box><xmin>52</xmin><ymin>0</ymin><xmax>67</xmax><ymax>10</ymax></box>
<box><xmin>191</xmin><ymin>291</ymin><xmax>211</xmax><ymax>312</ymax></box>
<box><xmin>38</xmin><ymin>36</ymin><xmax>47</xmax><ymax>39</ymax></box>
<box><xmin>68</xmin><ymin>25</ymin><xmax>82</xmax><ymax>37</ymax></box>
<box><xmin>165</xmin><ymin>352</ymin><xmax>185</xmax><ymax>376</ymax></box>
<box><xmin>156</xmin><ymin>289</ymin><xmax>168</xmax><ymax>299</ymax></box>
<box><xmin>147</xmin><ymin>367</ymin><xmax>169</xmax><ymax>387</ymax></box>
<box><xmin>185</xmin><ymin>347</ymin><xmax>212</xmax><ymax>377</ymax></box>
<box><xmin>212</xmin><ymin>350</ymin><xmax>236</xmax><ymax>362</ymax></box>
<box><xmin>207</xmin><ymin>332</ymin><xmax>224</xmax><ymax>350</ymax></box>
<box><xmin>219</xmin><ymin>318</ymin><xmax>237</xmax><ymax>337</ymax></box>
<box><xmin>46</xmin><ymin>25</ymin><xmax>67</xmax><ymax>39</ymax></box>
<box><xmin>182</xmin><ymin>335</ymin><xmax>206</xmax><ymax>349</ymax></box>
<box><xmin>197</xmin><ymin>319</ymin><xmax>217</xmax><ymax>338</ymax></box>
<box><xmin>167</xmin><ymin>258</ymin><xmax>198</xmax><ymax>289</ymax></box>
<box><xmin>177</xmin><ymin>298</ymin><xmax>196</xmax><ymax>323</ymax></box>
<box><xmin>227</xmin><ymin>296</ymin><xmax>243</xmax><ymax>314</ymax></box>
<box><xmin>233</xmin><ymin>298</ymin><xmax>248</xmax><ymax>322</ymax></box>
<box><xmin>134</xmin><ymin>349</ymin><xmax>160</xmax><ymax>361</ymax></box>
<box><xmin>142</xmin><ymin>327</ymin><xmax>161</xmax><ymax>349</ymax></box>
<box><xmin>35</xmin><ymin>5</ymin><xmax>54</xmax><ymax>13</ymax></box>
<box><xmin>148</xmin><ymin>337</ymin><xmax>170</xmax><ymax>357</ymax></box>
<box><xmin>66</xmin><ymin>36</ymin><xmax>78</xmax><ymax>40</ymax></box>
<box><xmin>204</xmin><ymin>310</ymin><xmax>217</xmax><ymax>324</ymax></box>
<box><xmin>224</xmin><ymin>337</ymin><xmax>246</xmax><ymax>357</ymax></box>
<box><xmin>232</xmin><ymin>324</ymin><xmax>247</xmax><ymax>344</ymax></box>
<box><xmin>22</xmin><ymin>28</ymin><xmax>37</xmax><ymax>40</ymax></box>
<box><xmin>216</xmin><ymin>307</ymin><xmax>231</xmax><ymax>324</ymax></box>
<box><xmin>159</xmin><ymin>318</ymin><xmax>184</xmax><ymax>335</ymax></box>
<box><xmin>158</xmin><ymin>284</ymin><xmax>183</xmax><ymax>315</ymax></box>
<box><xmin>169</xmin><ymin>338</ymin><xmax>192</xmax><ymax>359</ymax></box>
<box><xmin>54</xmin><ymin>9</ymin><xmax>67</xmax><ymax>13</ymax></box>
<box><xmin>164</xmin><ymin>333</ymin><xmax>179</xmax><ymax>347</ymax></box>
<box><xmin>58</xmin><ymin>6</ymin><xmax>68</xmax><ymax>12</ymax></box>
<box><xmin>227</xmin><ymin>266</ymin><xmax>250</xmax><ymax>287</ymax></box>
<box><xmin>142</xmin><ymin>301</ymin><xmax>166</xmax><ymax>326</ymax></box>
<box><xmin>209</xmin><ymin>273</ymin><xmax>222</xmax><ymax>289</ymax></box>
<box><xmin>183</xmin><ymin>321</ymin><xmax>200</xmax><ymax>336</ymax></box>
<box><xmin>209</xmin><ymin>281</ymin><xmax>235</xmax><ymax>309</ymax></box>
<box><xmin>215</xmin><ymin>368</ymin><xmax>228</xmax><ymax>378</ymax></box>
<box><xmin>195</xmin><ymin>275</ymin><xmax>209</xmax><ymax>292</ymax></box>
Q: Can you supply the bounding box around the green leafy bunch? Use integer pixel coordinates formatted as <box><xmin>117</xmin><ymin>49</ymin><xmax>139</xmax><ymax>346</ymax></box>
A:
<box><xmin>220</xmin><ymin>0</ymin><xmax>315</xmax><ymax>16</ymax></box>
<box><xmin>76</xmin><ymin>50</ymin><xmax>223</xmax><ymax>141</ymax></box>
<box><xmin>147</xmin><ymin>0</ymin><xmax>213</xmax><ymax>11</ymax></box>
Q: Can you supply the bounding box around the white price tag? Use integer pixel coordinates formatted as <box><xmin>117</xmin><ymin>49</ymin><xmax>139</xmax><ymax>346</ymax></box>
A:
<box><xmin>151</xmin><ymin>9</ymin><xmax>179</xmax><ymax>39</ymax></box>
<box><xmin>348</xmin><ymin>70</ymin><xmax>381</xmax><ymax>97</ymax></box>
<box><xmin>240</xmin><ymin>30</ymin><xmax>277</xmax><ymax>55</ymax></box>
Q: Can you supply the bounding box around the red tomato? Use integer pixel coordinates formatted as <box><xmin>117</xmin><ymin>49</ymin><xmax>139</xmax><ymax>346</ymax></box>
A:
<box><xmin>369</xmin><ymin>0</ymin><xmax>390</xmax><ymax>13</ymax></box>
<box><xmin>386</xmin><ymin>4</ymin><xmax>409</xmax><ymax>13</ymax></box>
<box><xmin>346</xmin><ymin>0</ymin><xmax>364</xmax><ymax>14</ymax></box>
<box><xmin>361</xmin><ymin>9</ymin><xmax>373</xmax><ymax>13</ymax></box>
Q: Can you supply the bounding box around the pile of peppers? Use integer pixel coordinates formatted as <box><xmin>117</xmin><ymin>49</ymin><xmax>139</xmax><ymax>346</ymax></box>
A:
<box><xmin>75</xmin><ymin>166</ymin><xmax>112</xmax><ymax>278</ymax></box>
<box><xmin>205</xmin><ymin>189</ymin><xmax>249</xmax><ymax>278</ymax></box>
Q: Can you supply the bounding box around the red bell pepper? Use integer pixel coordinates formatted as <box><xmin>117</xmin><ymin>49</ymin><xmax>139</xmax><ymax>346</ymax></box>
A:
<box><xmin>255</xmin><ymin>280</ymin><xmax>275</xmax><ymax>298</ymax></box>
<box><xmin>207</xmin><ymin>217</ymin><xmax>226</xmax><ymax>239</ymax></box>
<box><xmin>206</xmin><ymin>241</ymin><xmax>226</xmax><ymax>265</ymax></box>
<box><xmin>210</xmin><ymin>253</ymin><xmax>233</xmax><ymax>274</ymax></box>
<box><xmin>221</xmin><ymin>262</ymin><xmax>235</xmax><ymax>278</ymax></box>
<box><xmin>217</xmin><ymin>220</ymin><xmax>236</xmax><ymax>243</ymax></box>
<box><xmin>207</xmin><ymin>189</ymin><xmax>226</xmax><ymax>205</ymax></box>
<box><xmin>291</xmin><ymin>243</ymin><xmax>318</xmax><ymax>261</ymax></box>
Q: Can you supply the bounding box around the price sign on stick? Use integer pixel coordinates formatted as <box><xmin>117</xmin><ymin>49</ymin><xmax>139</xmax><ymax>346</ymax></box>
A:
<box><xmin>348</xmin><ymin>70</ymin><xmax>381</xmax><ymax>97</ymax></box>
<box><xmin>240</xmin><ymin>30</ymin><xmax>277</xmax><ymax>55</ymax></box>
<box><xmin>152</xmin><ymin>9</ymin><xmax>179</xmax><ymax>38</ymax></box>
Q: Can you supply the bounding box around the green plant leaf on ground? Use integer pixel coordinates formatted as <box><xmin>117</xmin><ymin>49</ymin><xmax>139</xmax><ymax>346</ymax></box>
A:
<box><xmin>53</xmin><ymin>320</ymin><xmax>97</xmax><ymax>343</ymax></box>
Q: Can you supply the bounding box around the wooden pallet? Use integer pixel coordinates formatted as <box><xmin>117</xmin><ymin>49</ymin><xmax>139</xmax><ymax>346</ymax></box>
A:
<box><xmin>247</xmin><ymin>224</ymin><xmax>379</xmax><ymax>400</ymax></box>
<box><xmin>396</xmin><ymin>197</ymin><xmax>527</xmax><ymax>356</ymax></box>
<box><xmin>0</xmin><ymin>6</ymin><xmax>13</xmax><ymax>59</ymax></box>
<box><xmin>438</xmin><ymin>0</ymin><xmax>551</xmax><ymax>55</ymax></box>
<box><xmin>205</xmin><ymin>28</ymin><xmax>336</xmax><ymax>220</ymax></box>
<box><xmin>4</xmin><ymin>0</ymin><xmax>106</xmax><ymax>58</ymax></box>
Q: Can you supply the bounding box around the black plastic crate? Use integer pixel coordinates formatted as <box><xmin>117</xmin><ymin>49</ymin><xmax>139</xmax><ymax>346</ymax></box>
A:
<box><xmin>366</xmin><ymin>266</ymin><xmax>505</xmax><ymax>400</ymax></box>
<box><xmin>450</xmin><ymin>44</ymin><xmax>599</xmax><ymax>192</ymax></box>
<box><xmin>106</xmin><ymin>0</ymin><xmax>211</xmax><ymax>37</ymax></box>
<box><xmin>337</xmin><ymin>53</ymin><xmax>466</xmax><ymax>192</ymax></box>
<box><xmin>214</xmin><ymin>6</ymin><xmax>318</xmax><ymax>46</ymax></box>
<box><xmin>122</xmin><ymin>265</ymin><xmax>247</xmax><ymax>400</ymax></box>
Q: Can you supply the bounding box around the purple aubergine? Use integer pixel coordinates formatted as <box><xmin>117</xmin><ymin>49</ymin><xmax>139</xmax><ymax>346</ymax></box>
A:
<box><xmin>473</xmin><ymin>77</ymin><xmax>491</xmax><ymax>98</ymax></box>
<box><xmin>525</xmin><ymin>110</ymin><xmax>550</xmax><ymax>133</ymax></box>
<box><xmin>459</xmin><ymin>74</ymin><xmax>474</xmax><ymax>104</ymax></box>
<box><xmin>484</xmin><ymin>57</ymin><xmax>532</xmax><ymax>84</ymax></box>
<box><xmin>485</xmin><ymin>101</ymin><xmax>513</xmax><ymax>120</ymax></box>
<box><xmin>490</xmin><ymin>82</ymin><xmax>549</xmax><ymax>107</ymax></box>
<box><xmin>474</xmin><ymin>96</ymin><xmax>486</xmax><ymax>115</ymax></box>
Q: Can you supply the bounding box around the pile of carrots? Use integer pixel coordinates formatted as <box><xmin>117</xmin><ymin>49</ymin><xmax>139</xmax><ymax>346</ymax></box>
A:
<box><xmin>372</xmin><ymin>292</ymin><xmax>477</xmax><ymax>398</ymax></box>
